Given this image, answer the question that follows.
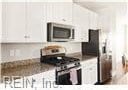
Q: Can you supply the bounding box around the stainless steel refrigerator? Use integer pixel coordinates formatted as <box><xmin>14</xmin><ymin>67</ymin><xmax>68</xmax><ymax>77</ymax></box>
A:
<box><xmin>82</xmin><ymin>29</ymin><xmax>112</xmax><ymax>84</ymax></box>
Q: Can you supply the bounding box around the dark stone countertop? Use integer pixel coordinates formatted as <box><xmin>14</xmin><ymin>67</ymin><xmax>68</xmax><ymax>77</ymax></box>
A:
<box><xmin>1</xmin><ymin>53</ymin><xmax>97</xmax><ymax>78</ymax></box>
<box><xmin>66</xmin><ymin>53</ymin><xmax>97</xmax><ymax>62</ymax></box>
<box><xmin>1</xmin><ymin>58</ymin><xmax>55</xmax><ymax>77</ymax></box>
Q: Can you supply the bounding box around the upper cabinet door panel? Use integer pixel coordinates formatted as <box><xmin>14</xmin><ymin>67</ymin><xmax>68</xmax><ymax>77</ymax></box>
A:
<box><xmin>73</xmin><ymin>4</ymin><xmax>89</xmax><ymax>42</ymax></box>
<box><xmin>3</xmin><ymin>2</ymin><xmax>26</xmax><ymax>42</ymax></box>
<box><xmin>59</xmin><ymin>2</ymin><xmax>73</xmax><ymax>25</ymax></box>
<box><xmin>47</xmin><ymin>2</ymin><xmax>73</xmax><ymax>25</ymax></box>
<box><xmin>3</xmin><ymin>2</ymin><xmax>47</xmax><ymax>43</ymax></box>
<box><xmin>26</xmin><ymin>2</ymin><xmax>47</xmax><ymax>42</ymax></box>
<box><xmin>73</xmin><ymin>4</ymin><xmax>82</xmax><ymax>42</ymax></box>
<box><xmin>89</xmin><ymin>11</ymin><xmax>98</xmax><ymax>29</ymax></box>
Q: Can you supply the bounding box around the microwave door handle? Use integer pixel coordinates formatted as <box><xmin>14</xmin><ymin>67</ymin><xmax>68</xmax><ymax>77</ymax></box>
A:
<box><xmin>69</xmin><ymin>29</ymin><xmax>74</xmax><ymax>39</ymax></box>
<box><xmin>70</xmin><ymin>32</ymin><xmax>72</xmax><ymax>39</ymax></box>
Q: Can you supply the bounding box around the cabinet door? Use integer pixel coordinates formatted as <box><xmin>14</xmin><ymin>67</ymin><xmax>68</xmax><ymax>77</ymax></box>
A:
<box><xmin>81</xmin><ymin>61</ymin><xmax>91</xmax><ymax>84</ymax></box>
<box><xmin>3</xmin><ymin>2</ymin><xmax>26</xmax><ymax>42</ymax></box>
<box><xmin>89</xmin><ymin>11</ymin><xmax>98</xmax><ymax>29</ymax></box>
<box><xmin>47</xmin><ymin>2</ymin><xmax>72</xmax><ymax>25</ymax></box>
<box><xmin>42</xmin><ymin>69</ymin><xmax>55</xmax><ymax>83</ymax></box>
<box><xmin>90</xmin><ymin>64</ymin><xmax>97</xmax><ymax>84</ymax></box>
<box><xmin>73</xmin><ymin>4</ymin><xmax>89</xmax><ymax>42</ymax></box>
<box><xmin>81</xmin><ymin>9</ymin><xmax>89</xmax><ymax>42</ymax></box>
<box><xmin>82</xmin><ymin>66</ymin><xmax>90</xmax><ymax>84</ymax></box>
<box><xmin>59</xmin><ymin>2</ymin><xmax>73</xmax><ymax>25</ymax></box>
<box><xmin>26</xmin><ymin>72</ymin><xmax>43</xmax><ymax>84</ymax></box>
<box><xmin>73</xmin><ymin>4</ymin><xmax>82</xmax><ymax>42</ymax></box>
<box><xmin>82</xmin><ymin>65</ymin><xmax>97</xmax><ymax>84</ymax></box>
<box><xmin>82</xmin><ymin>59</ymin><xmax>97</xmax><ymax>84</ymax></box>
<box><xmin>26</xmin><ymin>2</ymin><xmax>47</xmax><ymax>42</ymax></box>
<box><xmin>26</xmin><ymin>69</ymin><xmax>55</xmax><ymax>84</ymax></box>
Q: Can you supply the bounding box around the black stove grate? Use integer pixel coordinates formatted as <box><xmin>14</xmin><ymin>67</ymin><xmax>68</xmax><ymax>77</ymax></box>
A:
<box><xmin>41</xmin><ymin>56</ymin><xmax>79</xmax><ymax>66</ymax></box>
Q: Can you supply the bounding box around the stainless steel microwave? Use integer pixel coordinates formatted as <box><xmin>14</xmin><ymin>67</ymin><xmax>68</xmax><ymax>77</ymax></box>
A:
<box><xmin>47</xmin><ymin>22</ymin><xmax>75</xmax><ymax>42</ymax></box>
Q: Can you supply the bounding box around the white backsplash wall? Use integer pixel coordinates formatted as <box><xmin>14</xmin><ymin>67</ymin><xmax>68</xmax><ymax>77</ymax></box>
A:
<box><xmin>1</xmin><ymin>42</ymin><xmax>81</xmax><ymax>63</ymax></box>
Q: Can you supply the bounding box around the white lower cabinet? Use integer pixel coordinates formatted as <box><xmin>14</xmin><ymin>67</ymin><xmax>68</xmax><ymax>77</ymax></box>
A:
<box><xmin>26</xmin><ymin>59</ymin><xmax>97</xmax><ymax>85</ymax></box>
<box><xmin>42</xmin><ymin>69</ymin><xmax>55</xmax><ymax>82</ymax></box>
<box><xmin>26</xmin><ymin>69</ymin><xmax>55</xmax><ymax>85</ymax></box>
<box><xmin>81</xmin><ymin>58</ymin><xmax>98</xmax><ymax>84</ymax></box>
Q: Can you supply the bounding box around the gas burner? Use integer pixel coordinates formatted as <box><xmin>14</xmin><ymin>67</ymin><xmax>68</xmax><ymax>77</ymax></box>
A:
<box><xmin>41</xmin><ymin>56</ymin><xmax>80</xmax><ymax>66</ymax></box>
<box><xmin>40</xmin><ymin>46</ymin><xmax>80</xmax><ymax>69</ymax></box>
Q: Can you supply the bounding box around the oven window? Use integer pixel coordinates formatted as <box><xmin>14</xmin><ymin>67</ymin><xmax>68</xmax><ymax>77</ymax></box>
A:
<box><xmin>53</xmin><ymin>27</ymin><xmax>71</xmax><ymax>39</ymax></box>
<box><xmin>56</xmin><ymin>69</ymin><xmax>81</xmax><ymax>85</ymax></box>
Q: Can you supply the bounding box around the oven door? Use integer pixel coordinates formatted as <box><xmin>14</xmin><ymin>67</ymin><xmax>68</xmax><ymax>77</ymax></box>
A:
<box><xmin>56</xmin><ymin>67</ymin><xmax>81</xmax><ymax>85</ymax></box>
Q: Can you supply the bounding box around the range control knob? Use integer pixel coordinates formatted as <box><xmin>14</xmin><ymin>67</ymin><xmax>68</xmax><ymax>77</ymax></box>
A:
<box><xmin>64</xmin><ymin>66</ymin><xmax>67</xmax><ymax>69</ymax></box>
<box><xmin>75</xmin><ymin>62</ymin><xmax>80</xmax><ymax>66</ymax></box>
<box><xmin>78</xmin><ymin>62</ymin><xmax>80</xmax><ymax>65</ymax></box>
<box><xmin>61</xmin><ymin>66</ymin><xmax>64</xmax><ymax>70</ymax></box>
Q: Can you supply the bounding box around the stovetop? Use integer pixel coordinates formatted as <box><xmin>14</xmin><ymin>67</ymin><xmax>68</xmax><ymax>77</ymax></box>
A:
<box><xmin>41</xmin><ymin>56</ymin><xmax>80</xmax><ymax>66</ymax></box>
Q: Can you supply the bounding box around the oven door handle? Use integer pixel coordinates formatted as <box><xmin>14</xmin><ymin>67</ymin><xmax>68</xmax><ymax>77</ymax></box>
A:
<box><xmin>58</xmin><ymin>67</ymin><xmax>81</xmax><ymax>76</ymax></box>
<box><xmin>70</xmin><ymin>67</ymin><xmax>81</xmax><ymax>71</ymax></box>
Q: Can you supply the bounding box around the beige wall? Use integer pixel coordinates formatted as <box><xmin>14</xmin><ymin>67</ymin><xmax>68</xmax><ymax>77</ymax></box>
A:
<box><xmin>1</xmin><ymin>42</ymin><xmax>81</xmax><ymax>63</ymax></box>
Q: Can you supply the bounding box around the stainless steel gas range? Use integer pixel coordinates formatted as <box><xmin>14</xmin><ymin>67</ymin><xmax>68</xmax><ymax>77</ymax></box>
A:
<box><xmin>40</xmin><ymin>45</ymin><xmax>81</xmax><ymax>85</ymax></box>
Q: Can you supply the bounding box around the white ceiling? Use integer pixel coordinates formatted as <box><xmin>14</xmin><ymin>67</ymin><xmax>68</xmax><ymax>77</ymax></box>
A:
<box><xmin>75</xmin><ymin>2</ymin><xmax>115</xmax><ymax>11</ymax></box>
<box><xmin>73</xmin><ymin>0</ymin><xmax>127</xmax><ymax>12</ymax></box>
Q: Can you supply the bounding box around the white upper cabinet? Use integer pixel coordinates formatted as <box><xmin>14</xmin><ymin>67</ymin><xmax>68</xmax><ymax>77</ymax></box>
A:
<box><xmin>2</xmin><ymin>2</ymin><xmax>47</xmax><ymax>43</ymax></box>
<box><xmin>73</xmin><ymin>4</ymin><xmax>89</xmax><ymax>42</ymax></box>
<box><xmin>3</xmin><ymin>2</ymin><xmax>26</xmax><ymax>42</ymax></box>
<box><xmin>2</xmin><ymin>2</ymin><xmax>98</xmax><ymax>43</ymax></box>
<box><xmin>47</xmin><ymin>2</ymin><xmax>73</xmax><ymax>25</ymax></box>
<box><xmin>89</xmin><ymin>11</ymin><xmax>98</xmax><ymax>29</ymax></box>
<box><xmin>73</xmin><ymin>3</ymin><xmax>99</xmax><ymax>42</ymax></box>
<box><xmin>26</xmin><ymin>2</ymin><xmax>47</xmax><ymax>42</ymax></box>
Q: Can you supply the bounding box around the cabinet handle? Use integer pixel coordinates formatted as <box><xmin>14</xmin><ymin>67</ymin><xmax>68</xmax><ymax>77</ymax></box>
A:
<box><xmin>24</xmin><ymin>36</ymin><xmax>30</xmax><ymax>38</ymax></box>
<box><xmin>27</xmin><ymin>36</ymin><xmax>30</xmax><ymax>38</ymax></box>
<box><xmin>81</xmin><ymin>38</ymin><xmax>84</xmax><ymax>40</ymax></box>
<box><xmin>62</xmin><ymin>19</ymin><xmax>66</xmax><ymax>21</ymax></box>
<box><xmin>89</xmin><ymin>68</ymin><xmax>92</xmax><ymax>70</ymax></box>
<box><xmin>24</xmin><ymin>36</ymin><xmax>27</xmax><ymax>38</ymax></box>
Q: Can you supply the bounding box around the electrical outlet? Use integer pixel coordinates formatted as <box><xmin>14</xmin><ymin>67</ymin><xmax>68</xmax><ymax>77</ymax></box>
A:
<box><xmin>10</xmin><ymin>50</ymin><xmax>15</xmax><ymax>56</ymax></box>
<box><xmin>15</xmin><ymin>49</ymin><xmax>20</xmax><ymax>57</ymax></box>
